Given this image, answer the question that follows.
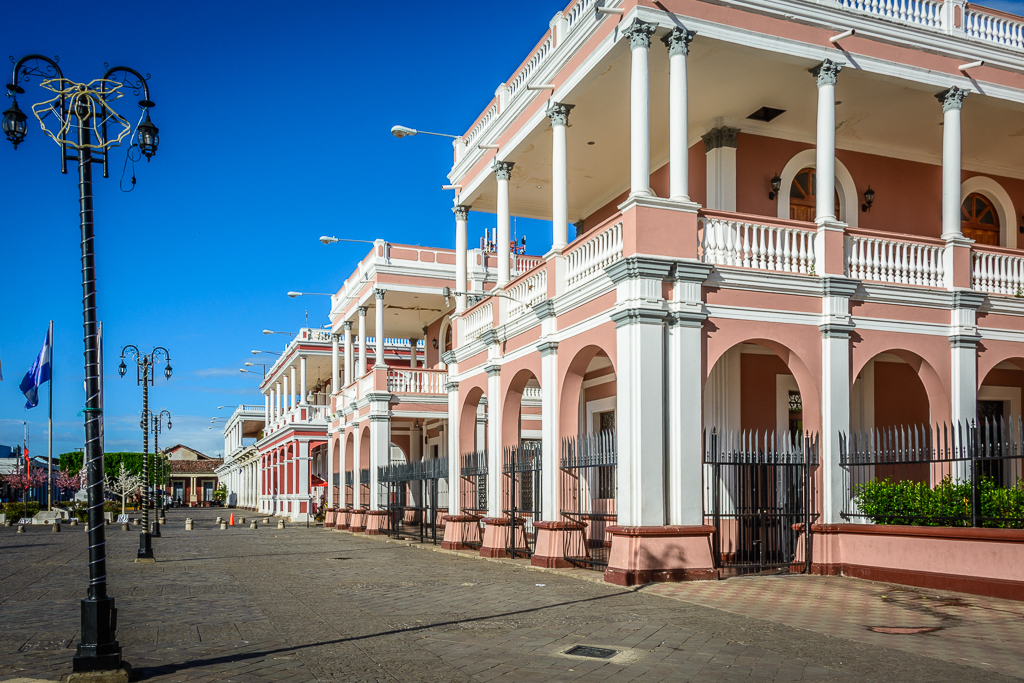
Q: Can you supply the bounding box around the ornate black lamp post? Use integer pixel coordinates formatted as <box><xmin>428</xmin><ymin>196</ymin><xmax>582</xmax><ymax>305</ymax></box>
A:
<box><xmin>149</xmin><ymin>409</ymin><xmax>171</xmax><ymax>529</ymax></box>
<box><xmin>118</xmin><ymin>346</ymin><xmax>172</xmax><ymax>560</ymax></box>
<box><xmin>5</xmin><ymin>54</ymin><xmax>160</xmax><ymax>678</ymax></box>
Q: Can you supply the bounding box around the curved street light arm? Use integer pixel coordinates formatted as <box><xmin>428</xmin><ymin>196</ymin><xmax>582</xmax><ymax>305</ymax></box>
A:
<box><xmin>9</xmin><ymin>55</ymin><xmax>68</xmax><ymax>172</ymax></box>
<box><xmin>99</xmin><ymin>65</ymin><xmax>153</xmax><ymax>177</ymax></box>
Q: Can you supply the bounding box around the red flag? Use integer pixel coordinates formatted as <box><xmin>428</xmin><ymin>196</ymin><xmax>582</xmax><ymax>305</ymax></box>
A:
<box><xmin>24</xmin><ymin>446</ymin><xmax>30</xmax><ymax>471</ymax></box>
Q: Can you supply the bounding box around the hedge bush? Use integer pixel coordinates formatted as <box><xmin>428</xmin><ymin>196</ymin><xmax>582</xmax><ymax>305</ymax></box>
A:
<box><xmin>3</xmin><ymin>502</ymin><xmax>40</xmax><ymax>518</ymax></box>
<box><xmin>854</xmin><ymin>476</ymin><xmax>1024</xmax><ymax>528</ymax></box>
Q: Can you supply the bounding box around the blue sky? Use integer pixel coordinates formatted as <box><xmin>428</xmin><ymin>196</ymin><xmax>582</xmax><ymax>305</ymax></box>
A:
<box><xmin>3</xmin><ymin>0</ymin><xmax>1024</xmax><ymax>458</ymax></box>
<box><xmin>0</xmin><ymin>0</ymin><xmax>566</xmax><ymax>457</ymax></box>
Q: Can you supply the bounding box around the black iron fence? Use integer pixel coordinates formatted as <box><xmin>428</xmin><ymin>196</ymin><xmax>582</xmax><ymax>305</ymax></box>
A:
<box><xmin>344</xmin><ymin>471</ymin><xmax>353</xmax><ymax>507</ymax></box>
<box><xmin>840</xmin><ymin>418</ymin><xmax>1024</xmax><ymax>528</ymax></box>
<box><xmin>704</xmin><ymin>428</ymin><xmax>818</xmax><ymax>576</ymax></box>
<box><xmin>359</xmin><ymin>468</ymin><xmax>370</xmax><ymax>508</ymax></box>
<box><xmin>378</xmin><ymin>458</ymin><xmax>449</xmax><ymax>544</ymax></box>
<box><xmin>503</xmin><ymin>441</ymin><xmax>542</xmax><ymax>558</ymax></box>
<box><xmin>459</xmin><ymin>451</ymin><xmax>488</xmax><ymax>549</ymax></box>
<box><xmin>560</xmin><ymin>430</ymin><xmax>617</xmax><ymax>570</ymax></box>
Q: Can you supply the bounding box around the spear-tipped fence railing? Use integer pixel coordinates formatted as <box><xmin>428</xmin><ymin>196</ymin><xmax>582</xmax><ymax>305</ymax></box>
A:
<box><xmin>378</xmin><ymin>458</ymin><xmax>449</xmax><ymax>544</ymax></box>
<box><xmin>704</xmin><ymin>428</ymin><xmax>819</xmax><ymax>575</ymax></box>
<box><xmin>840</xmin><ymin>418</ymin><xmax>1024</xmax><ymax>528</ymax></box>
<box><xmin>458</xmin><ymin>451</ymin><xmax>488</xmax><ymax>549</ymax></box>
<box><xmin>502</xmin><ymin>442</ymin><xmax>542</xmax><ymax>559</ymax></box>
<box><xmin>359</xmin><ymin>468</ymin><xmax>370</xmax><ymax>508</ymax></box>
<box><xmin>344</xmin><ymin>470</ymin><xmax>353</xmax><ymax>508</ymax></box>
<box><xmin>560</xmin><ymin>430</ymin><xmax>617</xmax><ymax>570</ymax></box>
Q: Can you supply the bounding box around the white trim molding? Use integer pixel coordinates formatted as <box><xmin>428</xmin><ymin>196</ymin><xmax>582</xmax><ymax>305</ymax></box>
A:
<box><xmin>961</xmin><ymin>176</ymin><xmax>1017</xmax><ymax>249</ymax></box>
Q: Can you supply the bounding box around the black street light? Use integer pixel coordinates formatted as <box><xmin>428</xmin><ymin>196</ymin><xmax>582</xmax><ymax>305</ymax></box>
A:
<box><xmin>145</xmin><ymin>409</ymin><xmax>171</xmax><ymax>535</ymax></box>
<box><xmin>118</xmin><ymin>345</ymin><xmax>171</xmax><ymax>561</ymax></box>
<box><xmin>5</xmin><ymin>54</ymin><xmax>160</xmax><ymax>678</ymax></box>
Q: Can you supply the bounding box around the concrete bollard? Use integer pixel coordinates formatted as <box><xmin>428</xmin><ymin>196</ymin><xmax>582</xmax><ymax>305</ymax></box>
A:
<box><xmin>220</xmin><ymin>521</ymin><xmax>227</xmax><ymax>530</ymax></box>
<box><xmin>159</xmin><ymin>517</ymin><xmax>166</xmax><ymax>525</ymax></box>
<box><xmin>238</xmin><ymin>517</ymin><xmax>245</xmax><ymax>525</ymax></box>
<box><xmin>70</xmin><ymin>518</ymin><xmax>79</xmax><ymax>526</ymax></box>
<box><xmin>52</xmin><ymin>523</ymin><xmax>61</xmax><ymax>533</ymax></box>
<box><xmin>216</xmin><ymin>516</ymin><xmax>223</xmax><ymax>524</ymax></box>
<box><xmin>277</xmin><ymin>520</ymin><xmax>285</xmax><ymax>530</ymax></box>
<box><xmin>263</xmin><ymin>518</ymin><xmax>269</xmax><ymax>524</ymax></box>
<box><xmin>185</xmin><ymin>518</ymin><xmax>194</xmax><ymax>531</ymax></box>
<box><xmin>249</xmin><ymin>521</ymin><xmax>258</xmax><ymax>529</ymax></box>
<box><xmin>122</xmin><ymin>523</ymin><xmax>130</xmax><ymax>531</ymax></box>
<box><xmin>17</xmin><ymin>525</ymin><xmax>25</xmax><ymax>533</ymax></box>
<box><xmin>3</xmin><ymin>520</ymin><xmax>10</xmax><ymax>527</ymax></box>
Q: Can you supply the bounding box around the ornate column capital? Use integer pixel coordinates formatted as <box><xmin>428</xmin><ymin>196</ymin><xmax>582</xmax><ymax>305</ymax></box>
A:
<box><xmin>357</xmin><ymin>306</ymin><xmax>368</xmax><ymax>317</ymax></box>
<box><xmin>662</xmin><ymin>27</ymin><xmax>696</xmax><ymax>57</ymax></box>
<box><xmin>492</xmin><ymin>159</ymin><xmax>514</xmax><ymax>181</ymax></box>
<box><xmin>937</xmin><ymin>86</ymin><xmax>969</xmax><ymax>112</ymax></box>
<box><xmin>810</xmin><ymin>59</ymin><xmax>843</xmax><ymax>87</ymax></box>
<box><xmin>374</xmin><ymin>288</ymin><xmax>386</xmax><ymax>301</ymax></box>
<box><xmin>343</xmin><ymin>320</ymin><xmax>353</xmax><ymax>331</ymax></box>
<box><xmin>453</xmin><ymin>204</ymin><xmax>471</xmax><ymax>221</ymax></box>
<box><xmin>546</xmin><ymin>101</ymin><xmax>575</xmax><ymax>126</ymax></box>
<box><xmin>701</xmin><ymin>126</ymin><xmax>739</xmax><ymax>153</ymax></box>
<box><xmin>623</xmin><ymin>18</ymin><xmax>657</xmax><ymax>50</ymax></box>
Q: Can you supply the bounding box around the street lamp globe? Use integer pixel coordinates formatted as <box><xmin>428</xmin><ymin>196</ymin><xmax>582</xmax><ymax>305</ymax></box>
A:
<box><xmin>2</xmin><ymin>99</ymin><xmax>28</xmax><ymax>149</ymax></box>
<box><xmin>136</xmin><ymin>111</ymin><xmax>159</xmax><ymax>160</ymax></box>
<box><xmin>390</xmin><ymin>125</ymin><xmax>417</xmax><ymax>138</ymax></box>
<box><xmin>118</xmin><ymin>360</ymin><xmax>127</xmax><ymax>377</ymax></box>
<box><xmin>164</xmin><ymin>364</ymin><xmax>172</xmax><ymax>379</ymax></box>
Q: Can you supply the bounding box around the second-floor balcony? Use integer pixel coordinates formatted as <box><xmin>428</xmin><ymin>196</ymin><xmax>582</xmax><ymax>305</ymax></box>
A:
<box><xmin>333</xmin><ymin>367</ymin><xmax>450</xmax><ymax>417</ymax></box>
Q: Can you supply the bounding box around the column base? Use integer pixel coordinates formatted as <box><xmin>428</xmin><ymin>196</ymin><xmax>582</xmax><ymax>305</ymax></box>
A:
<box><xmin>336</xmin><ymin>508</ymin><xmax>351</xmax><ymax>530</ymax></box>
<box><xmin>348</xmin><ymin>510</ymin><xmax>365</xmax><ymax>533</ymax></box>
<box><xmin>531</xmin><ymin>521</ymin><xmax>585</xmax><ymax>568</ymax></box>
<box><xmin>324</xmin><ymin>510</ymin><xmax>336</xmax><ymax>528</ymax></box>
<box><xmin>364</xmin><ymin>510</ymin><xmax>390</xmax><ymax>535</ymax></box>
<box><xmin>441</xmin><ymin>515</ymin><xmax>482</xmax><ymax>550</ymax></box>
<box><xmin>604</xmin><ymin>525</ymin><xmax>718</xmax><ymax>586</ymax></box>
<box><xmin>479</xmin><ymin>517</ymin><xmax>512</xmax><ymax>558</ymax></box>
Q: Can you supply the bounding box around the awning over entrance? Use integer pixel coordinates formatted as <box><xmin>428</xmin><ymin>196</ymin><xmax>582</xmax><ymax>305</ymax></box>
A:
<box><xmin>310</xmin><ymin>475</ymin><xmax>328</xmax><ymax>488</ymax></box>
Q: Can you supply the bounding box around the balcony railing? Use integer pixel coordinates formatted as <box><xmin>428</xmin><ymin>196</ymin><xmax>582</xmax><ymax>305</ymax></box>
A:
<box><xmin>386</xmin><ymin>368</ymin><xmax>448</xmax><ymax>395</ymax></box>
<box><xmin>462</xmin><ymin>301</ymin><xmax>493</xmax><ymax>343</ymax></box>
<box><xmin>839</xmin><ymin>0</ymin><xmax>944</xmax><ymax>29</ymax></box>
<box><xmin>699</xmin><ymin>212</ymin><xmax>817</xmax><ymax>275</ymax></box>
<box><xmin>846</xmin><ymin>229</ymin><xmax>945</xmax><ymax>288</ymax></box>
<box><xmin>507</xmin><ymin>267</ymin><xmax>547</xmax><ymax>322</ymax></box>
<box><xmin>972</xmin><ymin>246</ymin><xmax>1024</xmax><ymax>295</ymax></box>
<box><xmin>565</xmin><ymin>220</ymin><xmax>623</xmax><ymax>288</ymax></box>
<box><xmin>964</xmin><ymin>5</ymin><xmax>1024</xmax><ymax>49</ymax></box>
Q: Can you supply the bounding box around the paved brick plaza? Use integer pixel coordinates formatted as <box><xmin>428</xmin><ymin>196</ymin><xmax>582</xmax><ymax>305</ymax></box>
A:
<box><xmin>0</xmin><ymin>509</ymin><xmax>1020</xmax><ymax>682</ymax></box>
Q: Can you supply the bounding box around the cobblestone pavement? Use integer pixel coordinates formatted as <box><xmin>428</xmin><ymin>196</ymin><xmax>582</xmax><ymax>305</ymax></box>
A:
<box><xmin>0</xmin><ymin>509</ymin><xmax>1020</xmax><ymax>682</ymax></box>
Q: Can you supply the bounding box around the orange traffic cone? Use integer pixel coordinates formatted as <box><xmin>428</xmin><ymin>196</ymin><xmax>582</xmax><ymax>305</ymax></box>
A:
<box><xmin>229</xmin><ymin>513</ymin><xmax>235</xmax><ymax>526</ymax></box>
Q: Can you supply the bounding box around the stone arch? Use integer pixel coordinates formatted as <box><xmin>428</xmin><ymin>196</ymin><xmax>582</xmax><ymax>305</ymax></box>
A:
<box><xmin>559</xmin><ymin>344</ymin><xmax>617</xmax><ymax>439</ymax></box>
<box><xmin>460</xmin><ymin>385</ymin><xmax>487</xmax><ymax>454</ymax></box>
<box><xmin>438</xmin><ymin>315</ymin><xmax>453</xmax><ymax>367</ymax></box>
<box><xmin>776</xmin><ymin>148</ymin><xmax>859</xmax><ymax>227</ymax></box>
<box><xmin>852</xmin><ymin>348</ymin><xmax>949</xmax><ymax>426</ymax></box>
<box><xmin>502</xmin><ymin>368</ymin><xmax>541</xmax><ymax>448</ymax></box>
<box><xmin>961</xmin><ymin>176</ymin><xmax>1016</xmax><ymax>248</ymax></box>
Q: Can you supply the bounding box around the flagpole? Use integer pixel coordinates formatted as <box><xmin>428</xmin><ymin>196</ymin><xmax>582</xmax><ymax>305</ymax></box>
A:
<box><xmin>48</xmin><ymin>320</ymin><xmax>53</xmax><ymax>511</ymax></box>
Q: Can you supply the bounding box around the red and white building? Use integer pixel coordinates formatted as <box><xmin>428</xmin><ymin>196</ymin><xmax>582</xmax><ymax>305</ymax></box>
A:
<box><xmin>316</xmin><ymin>0</ymin><xmax>1024</xmax><ymax>592</ymax></box>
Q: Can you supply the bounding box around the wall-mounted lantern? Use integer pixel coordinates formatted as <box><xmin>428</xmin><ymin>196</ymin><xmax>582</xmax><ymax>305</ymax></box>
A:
<box><xmin>861</xmin><ymin>186</ymin><xmax>875</xmax><ymax>213</ymax></box>
<box><xmin>768</xmin><ymin>173</ymin><xmax>782</xmax><ymax>201</ymax></box>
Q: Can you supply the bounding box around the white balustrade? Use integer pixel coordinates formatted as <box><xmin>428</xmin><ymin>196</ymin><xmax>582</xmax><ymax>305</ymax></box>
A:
<box><xmin>386</xmin><ymin>369</ymin><xmax>449</xmax><ymax>395</ymax></box>
<box><xmin>506</xmin><ymin>269</ymin><xmax>547</xmax><ymax>321</ymax></box>
<box><xmin>464</xmin><ymin>104</ymin><xmax>497</xmax><ymax>148</ymax></box>
<box><xmin>699</xmin><ymin>217</ymin><xmax>817</xmax><ymax>274</ymax></box>
<box><xmin>972</xmin><ymin>250</ymin><xmax>1024</xmax><ymax>295</ymax></box>
<box><xmin>507</xmin><ymin>36</ymin><xmax>553</xmax><ymax>101</ymax></box>
<box><xmin>564</xmin><ymin>222</ymin><xmax>624</xmax><ymax>288</ymax></box>
<box><xmin>564</xmin><ymin>0</ymin><xmax>597</xmax><ymax>33</ymax></box>
<box><xmin>513</xmin><ymin>255</ymin><xmax>543</xmax><ymax>274</ymax></box>
<box><xmin>839</xmin><ymin>0</ymin><xmax>943</xmax><ymax>29</ymax></box>
<box><xmin>964</xmin><ymin>7</ymin><xmax>1024</xmax><ymax>50</ymax></box>
<box><xmin>845</xmin><ymin>234</ymin><xmax>944</xmax><ymax>287</ymax></box>
<box><xmin>461</xmin><ymin>302</ymin><xmax>493</xmax><ymax>343</ymax></box>
<box><xmin>522</xmin><ymin>386</ymin><xmax>543</xmax><ymax>401</ymax></box>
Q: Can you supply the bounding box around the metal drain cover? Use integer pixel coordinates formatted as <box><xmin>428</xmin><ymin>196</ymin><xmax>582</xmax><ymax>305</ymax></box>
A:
<box><xmin>565</xmin><ymin>645</ymin><xmax>617</xmax><ymax>659</ymax></box>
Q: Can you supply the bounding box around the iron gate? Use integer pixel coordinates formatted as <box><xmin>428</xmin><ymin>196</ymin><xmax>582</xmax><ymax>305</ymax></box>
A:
<box><xmin>379</xmin><ymin>458</ymin><xmax>448</xmax><ymax>544</ymax></box>
<box><xmin>503</xmin><ymin>441</ymin><xmax>542</xmax><ymax>558</ymax></box>
<box><xmin>344</xmin><ymin>471</ymin><xmax>353</xmax><ymax>507</ymax></box>
<box><xmin>704</xmin><ymin>428</ymin><xmax>818</xmax><ymax>576</ymax></box>
<box><xmin>459</xmin><ymin>451</ymin><xmax>488</xmax><ymax>549</ymax></box>
<box><xmin>359</xmin><ymin>468</ymin><xmax>370</xmax><ymax>508</ymax></box>
<box><xmin>560</xmin><ymin>430</ymin><xmax>617</xmax><ymax>569</ymax></box>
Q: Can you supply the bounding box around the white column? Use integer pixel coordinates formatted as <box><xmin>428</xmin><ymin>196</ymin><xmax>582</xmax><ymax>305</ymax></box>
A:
<box><xmin>264</xmin><ymin>394</ymin><xmax>270</xmax><ymax>426</ymax></box>
<box><xmin>368</xmin><ymin>412</ymin><xmax>390</xmax><ymax>511</ymax></box>
<box><xmin>820</xmin><ymin>279</ymin><xmax>856</xmax><ymax>524</ymax></box>
<box><xmin>343</xmin><ymin>321</ymin><xmax>353</xmax><ymax>386</ymax></box>
<box><xmin>454</xmin><ymin>205</ymin><xmax>470</xmax><ymax>313</ymax></box>
<box><xmin>408</xmin><ymin>339</ymin><xmax>418</xmax><ymax>369</ymax></box>
<box><xmin>374</xmin><ymin>289</ymin><xmax>386</xmax><ymax>367</ymax></box>
<box><xmin>285</xmin><ymin>373</ymin><xmax>292</xmax><ymax>410</ymax></box>
<box><xmin>539</xmin><ymin>342</ymin><xmax>559</xmax><ymax>521</ymax></box>
<box><xmin>447</xmin><ymin>381</ymin><xmax>460</xmax><ymax>515</ymax></box>
<box><xmin>812</xmin><ymin>59</ymin><xmax>842</xmax><ymax>223</ymax></box>
<box><xmin>275</xmin><ymin>383</ymin><xmax>282</xmax><ymax>419</ymax></box>
<box><xmin>950</xmin><ymin>293</ymin><xmax>984</xmax><ymax>444</ymax></box>
<box><xmin>331</xmin><ymin>335</ymin><xmax>340</xmax><ymax>394</ymax></box>
<box><xmin>300</xmin><ymin>356</ymin><xmax>307</xmax><ymax>405</ymax></box>
<box><xmin>486</xmin><ymin>365</ymin><xmax>502</xmax><ymax>518</ymax></box>
<box><xmin>702</xmin><ymin>127</ymin><xmax>738</xmax><ymax>212</ymax></box>
<box><xmin>352</xmin><ymin>427</ymin><xmax>362</xmax><ymax>510</ymax></box>
<box><xmin>357</xmin><ymin>306</ymin><xmax>367</xmax><ymax>377</ymax></box>
<box><xmin>493</xmin><ymin>161</ymin><xmax>514</xmax><ymax>287</ymax></box>
<box><xmin>940</xmin><ymin>87</ymin><xmax>968</xmax><ymax>239</ymax></box>
<box><xmin>297</xmin><ymin>441</ymin><xmax>311</xmax><ymax>521</ymax></box>
<box><xmin>624</xmin><ymin>19</ymin><xmax>656</xmax><ymax>197</ymax></box>
<box><xmin>547</xmin><ymin>103</ymin><xmax>574</xmax><ymax>251</ymax></box>
<box><xmin>665</xmin><ymin>27</ymin><xmax>695</xmax><ymax>201</ymax></box>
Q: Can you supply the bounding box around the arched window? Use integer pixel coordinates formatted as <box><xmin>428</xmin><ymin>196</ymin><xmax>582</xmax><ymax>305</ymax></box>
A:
<box><xmin>962</xmin><ymin>192</ymin><xmax>1000</xmax><ymax>246</ymax></box>
<box><xmin>444</xmin><ymin>324</ymin><xmax>452</xmax><ymax>353</ymax></box>
<box><xmin>789</xmin><ymin>167</ymin><xmax>839</xmax><ymax>222</ymax></box>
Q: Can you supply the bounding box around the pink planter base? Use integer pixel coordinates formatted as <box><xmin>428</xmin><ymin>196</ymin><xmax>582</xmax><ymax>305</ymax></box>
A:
<box><xmin>441</xmin><ymin>515</ymin><xmax>482</xmax><ymax>550</ymax></box>
<box><xmin>364</xmin><ymin>510</ymin><xmax>389</xmax><ymax>535</ymax></box>
<box><xmin>604</xmin><ymin>525</ymin><xmax>718</xmax><ymax>586</ymax></box>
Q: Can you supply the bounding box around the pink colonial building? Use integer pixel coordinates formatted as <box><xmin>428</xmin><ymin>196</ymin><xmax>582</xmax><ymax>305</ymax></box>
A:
<box><xmin>327</xmin><ymin>0</ymin><xmax>1024</xmax><ymax>595</ymax></box>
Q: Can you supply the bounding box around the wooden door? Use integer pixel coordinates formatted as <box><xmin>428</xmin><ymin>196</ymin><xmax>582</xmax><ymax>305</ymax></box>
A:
<box><xmin>789</xmin><ymin>168</ymin><xmax>840</xmax><ymax>222</ymax></box>
<box><xmin>961</xmin><ymin>193</ymin><xmax>1000</xmax><ymax>246</ymax></box>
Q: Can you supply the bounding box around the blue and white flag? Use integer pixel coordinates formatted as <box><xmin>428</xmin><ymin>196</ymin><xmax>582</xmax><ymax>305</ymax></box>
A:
<box><xmin>20</xmin><ymin>328</ymin><xmax>51</xmax><ymax>409</ymax></box>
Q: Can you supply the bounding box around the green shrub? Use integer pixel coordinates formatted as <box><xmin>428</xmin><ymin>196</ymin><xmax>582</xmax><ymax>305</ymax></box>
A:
<box><xmin>854</xmin><ymin>476</ymin><xmax>1024</xmax><ymax>528</ymax></box>
<box><xmin>3</xmin><ymin>502</ymin><xmax>40</xmax><ymax>518</ymax></box>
